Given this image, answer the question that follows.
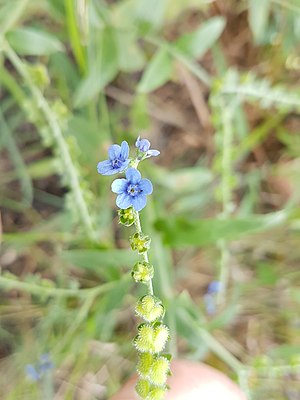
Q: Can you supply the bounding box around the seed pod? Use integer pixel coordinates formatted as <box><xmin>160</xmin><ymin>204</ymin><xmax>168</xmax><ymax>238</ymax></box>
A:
<box><xmin>118</xmin><ymin>207</ymin><xmax>135</xmax><ymax>227</ymax></box>
<box><xmin>131</xmin><ymin>262</ymin><xmax>154</xmax><ymax>284</ymax></box>
<box><xmin>135</xmin><ymin>295</ymin><xmax>165</xmax><ymax>323</ymax></box>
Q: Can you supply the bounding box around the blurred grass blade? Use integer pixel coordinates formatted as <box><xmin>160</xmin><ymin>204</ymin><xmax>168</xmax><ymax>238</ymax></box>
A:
<box><xmin>138</xmin><ymin>47</ymin><xmax>172</xmax><ymax>93</ymax></box>
<box><xmin>74</xmin><ymin>27</ymin><xmax>119</xmax><ymax>107</ymax></box>
<box><xmin>248</xmin><ymin>0</ymin><xmax>271</xmax><ymax>44</ymax></box>
<box><xmin>175</xmin><ymin>16</ymin><xmax>226</xmax><ymax>59</ymax></box>
<box><xmin>6</xmin><ymin>27</ymin><xmax>64</xmax><ymax>55</ymax></box>
<box><xmin>0</xmin><ymin>0</ymin><xmax>29</xmax><ymax>35</ymax></box>
<box><xmin>155</xmin><ymin>210</ymin><xmax>289</xmax><ymax>247</ymax></box>
<box><xmin>0</xmin><ymin>108</ymin><xmax>33</xmax><ymax>206</ymax></box>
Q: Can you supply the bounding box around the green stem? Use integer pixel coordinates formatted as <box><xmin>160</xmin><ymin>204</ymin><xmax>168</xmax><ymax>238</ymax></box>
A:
<box><xmin>0</xmin><ymin>275</ymin><xmax>129</xmax><ymax>298</ymax></box>
<box><xmin>3</xmin><ymin>41</ymin><xmax>96</xmax><ymax>241</ymax></box>
<box><xmin>217</xmin><ymin>102</ymin><xmax>234</xmax><ymax>305</ymax></box>
<box><xmin>133</xmin><ymin>209</ymin><xmax>154</xmax><ymax>296</ymax></box>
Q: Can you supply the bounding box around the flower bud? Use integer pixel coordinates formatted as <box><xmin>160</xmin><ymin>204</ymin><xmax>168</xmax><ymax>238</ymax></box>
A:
<box><xmin>135</xmin><ymin>378</ymin><xmax>150</xmax><ymax>398</ymax></box>
<box><xmin>118</xmin><ymin>207</ymin><xmax>135</xmax><ymax>227</ymax></box>
<box><xmin>130</xmin><ymin>232</ymin><xmax>151</xmax><ymax>253</ymax></box>
<box><xmin>153</xmin><ymin>323</ymin><xmax>170</xmax><ymax>353</ymax></box>
<box><xmin>131</xmin><ymin>262</ymin><xmax>154</xmax><ymax>284</ymax></box>
<box><xmin>135</xmin><ymin>295</ymin><xmax>165</xmax><ymax>323</ymax></box>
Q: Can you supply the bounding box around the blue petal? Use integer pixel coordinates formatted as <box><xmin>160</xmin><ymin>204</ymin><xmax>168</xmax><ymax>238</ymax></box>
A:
<box><xmin>26</xmin><ymin>365</ymin><xmax>40</xmax><ymax>381</ymax></box>
<box><xmin>135</xmin><ymin>136</ymin><xmax>141</xmax><ymax>148</ymax></box>
<box><xmin>116</xmin><ymin>193</ymin><xmax>132</xmax><ymax>209</ymax></box>
<box><xmin>125</xmin><ymin>168</ymin><xmax>141</xmax><ymax>184</ymax></box>
<box><xmin>139</xmin><ymin>179</ymin><xmax>153</xmax><ymax>195</ymax></box>
<box><xmin>97</xmin><ymin>160</ymin><xmax>114</xmax><ymax>175</ymax></box>
<box><xmin>120</xmin><ymin>141</ymin><xmax>129</xmax><ymax>160</ymax></box>
<box><xmin>111</xmin><ymin>178</ymin><xmax>127</xmax><ymax>194</ymax></box>
<box><xmin>138</xmin><ymin>138</ymin><xmax>150</xmax><ymax>152</ymax></box>
<box><xmin>146</xmin><ymin>149</ymin><xmax>160</xmax><ymax>157</ymax></box>
<box><xmin>132</xmin><ymin>194</ymin><xmax>147</xmax><ymax>211</ymax></box>
<box><xmin>108</xmin><ymin>144</ymin><xmax>121</xmax><ymax>160</ymax></box>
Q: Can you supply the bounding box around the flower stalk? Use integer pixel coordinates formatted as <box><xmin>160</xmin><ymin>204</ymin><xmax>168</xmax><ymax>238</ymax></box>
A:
<box><xmin>97</xmin><ymin>138</ymin><xmax>170</xmax><ymax>400</ymax></box>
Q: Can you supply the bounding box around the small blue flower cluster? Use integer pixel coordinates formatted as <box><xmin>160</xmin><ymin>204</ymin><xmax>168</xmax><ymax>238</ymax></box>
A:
<box><xmin>97</xmin><ymin>137</ymin><xmax>159</xmax><ymax>211</ymax></box>
<box><xmin>26</xmin><ymin>354</ymin><xmax>54</xmax><ymax>382</ymax></box>
<box><xmin>204</xmin><ymin>280</ymin><xmax>222</xmax><ymax>315</ymax></box>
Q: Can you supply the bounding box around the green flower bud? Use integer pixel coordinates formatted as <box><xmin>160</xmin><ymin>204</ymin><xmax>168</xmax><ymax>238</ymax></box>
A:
<box><xmin>132</xmin><ymin>262</ymin><xmax>154</xmax><ymax>284</ymax></box>
<box><xmin>27</xmin><ymin>63</ymin><xmax>50</xmax><ymax>90</ymax></box>
<box><xmin>130</xmin><ymin>232</ymin><xmax>151</xmax><ymax>253</ymax></box>
<box><xmin>149</xmin><ymin>356</ymin><xmax>170</xmax><ymax>386</ymax></box>
<box><xmin>147</xmin><ymin>386</ymin><xmax>167</xmax><ymax>400</ymax></box>
<box><xmin>135</xmin><ymin>378</ymin><xmax>151</xmax><ymax>398</ymax></box>
<box><xmin>135</xmin><ymin>295</ymin><xmax>165</xmax><ymax>323</ymax></box>
<box><xmin>137</xmin><ymin>352</ymin><xmax>154</xmax><ymax>377</ymax></box>
<box><xmin>118</xmin><ymin>207</ymin><xmax>135</xmax><ymax>226</ymax></box>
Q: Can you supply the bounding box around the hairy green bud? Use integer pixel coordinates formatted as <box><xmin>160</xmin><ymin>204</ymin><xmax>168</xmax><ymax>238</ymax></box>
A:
<box><xmin>153</xmin><ymin>324</ymin><xmax>170</xmax><ymax>353</ymax></box>
<box><xmin>118</xmin><ymin>207</ymin><xmax>135</xmax><ymax>226</ymax></box>
<box><xmin>135</xmin><ymin>295</ymin><xmax>165</xmax><ymax>323</ymax></box>
<box><xmin>137</xmin><ymin>352</ymin><xmax>154</xmax><ymax>377</ymax></box>
<box><xmin>149</xmin><ymin>356</ymin><xmax>170</xmax><ymax>386</ymax></box>
<box><xmin>147</xmin><ymin>386</ymin><xmax>167</xmax><ymax>400</ymax></box>
<box><xmin>130</xmin><ymin>232</ymin><xmax>151</xmax><ymax>253</ymax></box>
<box><xmin>132</xmin><ymin>262</ymin><xmax>154</xmax><ymax>284</ymax></box>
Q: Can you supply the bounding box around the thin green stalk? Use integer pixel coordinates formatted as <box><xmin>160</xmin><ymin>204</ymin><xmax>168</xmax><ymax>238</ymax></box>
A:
<box><xmin>217</xmin><ymin>103</ymin><xmax>234</xmax><ymax>305</ymax></box>
<box><xmin>0</xmin><ymin>108</ymin><xmax>33</xmax><ymax>206</ymax></box>
<box><xmin>133</xmin><ymin>209</ymin><xmax>154</xmax><ymax>296</ymax></box>
<box><xmin>64</xmin><ymin>0</ymin><xmax>87</xmax><ymax>74</ymax></box>
<box><xmin>0</xmin><ymin>275</ymin><xmax>129</xmax><ymax>298</ymax></box>
<box><xmin>3</xmin><ymin>41</ymin><xmax>96</xmax><ymax>241</ymax></box>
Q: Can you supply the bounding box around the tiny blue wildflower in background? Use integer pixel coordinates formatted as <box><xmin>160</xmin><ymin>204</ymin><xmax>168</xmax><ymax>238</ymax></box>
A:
<box><xmin>97</xmin><ymin>141</ymin><xmax>130</xmax><ymax>175</ymax></box>
<box><xmin>136</xmin><ymin>136</ymin><xmax>160</xmax><ymax>158</ymax></box>
<box><xmin>111</xmin><ymin>168</ymin><xmax>153</xmax><ymax>211</ymax></box>
<box><xmin>26</xmin><ymin>364</ymin><xmax>41</xmax><ymax>382</ymax></box>
<box><xmin>26</xmin><ymin>353</ymin><xmax>54</xmax><ymax>382</ymax></box>
<box><xmin>204</xmin><ymin>281</ymin><xmax>222</xmax><ymax>315</ymax></box>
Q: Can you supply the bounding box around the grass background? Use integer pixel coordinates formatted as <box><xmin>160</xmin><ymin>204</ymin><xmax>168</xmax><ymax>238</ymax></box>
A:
<box><xmin>0</xmin><ymin>0</ymin><xmax>300</xmax><ymax>399</ymax></box>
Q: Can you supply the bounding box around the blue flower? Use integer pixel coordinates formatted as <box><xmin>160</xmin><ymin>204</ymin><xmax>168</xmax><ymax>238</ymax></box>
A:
<box><xmin>97</xmin><ymin>141</ymin><xmax>130</xmax><ymax>175</ymax></box>
<box><xmin>207</xmin><ymin>280</ymin><xmax>222</xmax><ymax>294</ymax></box>
<box><xmin>26</xmin><ymin>364</ymin><xmax>41</xmax><ymax>382</ymax></box>
<box><xmin>135</xmin><ymin>136</ymin><xmax>160</xmax><ymax>158</ymax></box>
<box><xmin>111</xmin><ymin>168</ymin><xmax>153</xmax><ymax>211</ymax></box>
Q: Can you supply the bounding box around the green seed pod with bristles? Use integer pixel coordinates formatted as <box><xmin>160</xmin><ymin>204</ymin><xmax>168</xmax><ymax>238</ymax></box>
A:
<box><xmin>135</xmin><ymin>378</ymin><xmax>151</xmax><ymax>398</ymax></box>
<box><xmin>134</xmin><ymin>324</ymin><xmax>154</xmax><ymax>353</ymax></box>
<box><xmin>153</xmin><ymin>324</ymin><xmax>170</xmax><ymax>353</ymax></box>
<box><xmin>148</xmin><ymin>356</ymin><xmax>170</xmax><ymax>386</ymax></box>
<box><xmin>118</xmin><ymin>207</ymin><xmax>135</xmax><ymax>226</ymax></box>
<box><xmin>147</xmin><ymin>386</ymin><xmax>167</xmax><ymax>400</ymax></box>
<box><xmin>137</xmin><ymin>352</ymin><xmax>154</xmax><ymax>377</ymax></box>
<box><xmin>130</xmin><ymin>232</ymin><xmax>151</xmax><ymax>253</ymax></box>
<box><xmin>135</xmin><ymin>295</ymin><xmax>165</xmax><ymax>323</ymax></box>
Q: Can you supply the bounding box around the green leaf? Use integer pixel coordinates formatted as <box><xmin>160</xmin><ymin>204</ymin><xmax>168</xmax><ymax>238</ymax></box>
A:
<box><xmin>138</xmin><ymin>48</ymin><xmax>172</xmax><ymax>93</ymax></box>
<box><xmin>248</xmin><ymin>0</ymin><xmax>271</xmax><ymax>45</ymax></box>
<box><xmin>155</xmin><ymin>211</ymin><xmax>288</xmax><ymax>247</ymax></box>
<box><xmin>74</xmin><ymin>27</ymin><xmax>119</xmax><ymax>107</ymax></box>
<box><xmin>6</xmin><ymin>28</ymin><xmax>64</xmax><ymax>55</ymax></box>
<box><xmin>116</xmin><ymin>31</ymin><xmax>145</xmax><ymax>72</ymax></box>
<box><xmin>175</xmin><ymin>17</ymin><xmax>226</xmax><ymax>59</ymax></box>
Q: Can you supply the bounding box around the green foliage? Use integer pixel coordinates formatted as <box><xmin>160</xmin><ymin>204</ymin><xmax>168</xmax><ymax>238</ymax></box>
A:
<box><xmin>1</xmin><ymin>0</ymin><xmax>300</xmax><ymax>399</ymax></box>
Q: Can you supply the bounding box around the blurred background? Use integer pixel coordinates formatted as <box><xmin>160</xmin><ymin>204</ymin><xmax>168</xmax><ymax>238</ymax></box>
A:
<box><xmin>0</xmin><ymin>0</ymin><xmax>300</xmax><ymax>399</ymax></box>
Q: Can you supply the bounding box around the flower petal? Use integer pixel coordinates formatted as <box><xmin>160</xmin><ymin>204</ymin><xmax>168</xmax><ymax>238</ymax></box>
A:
<box><xmin>139</xmin><ymin>179</ymin><xmax>153</xmax><ymax>195</ymax></box>
<box><xmin>132</xmin><ymin>194</ymin><xmax>147</xmax><ymax>211</ymax></box>
<box><xmin>108</xmin><ymin>144</ymin><xmax>121</xmax><ymax>160</ymax></box>
<box><xmin>135</xmin><ymin>136</ymin><xmax>141</xmax><ymax>148</ymax></box>
<box><xmin>126</xmin><ymin>168</ymin><xmax>141</xmax><ymax>184</ymax></box>
<box><xmin>116</xmin><ymin>193</ymin><xmax>132</xmax><ymax>209</ymax></box>
<box><xmin>146</xmin><ymin>149</ymin><xmax>160</xmax><ymax>157</ymax></box>
<box><xmin>97</xmin><ymin>160</ymin><xmax>113</xmax><ymax>175</ymax></box>
<box><xmin>111</xmin><ymin>178</ymin><xmax>127</xmax><ymax>194</ymax></box>
<box><xmin>120</xmin><ymin>141</ymin><xmax>129</xmax><ymax>160</ymax></box>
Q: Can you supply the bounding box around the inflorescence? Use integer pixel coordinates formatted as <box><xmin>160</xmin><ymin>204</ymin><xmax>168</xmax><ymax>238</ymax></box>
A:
<box><xmin>97</xmin><ymin>137</ymin><xmax>170</xmax><ymax>400</ymax></box>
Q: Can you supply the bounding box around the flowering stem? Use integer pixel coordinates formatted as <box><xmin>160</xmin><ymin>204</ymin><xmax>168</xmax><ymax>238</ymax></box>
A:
<box><xmin>133</xmin><ymin>208</ymin><xmax>154</xmax><ymax>296</ymax></box>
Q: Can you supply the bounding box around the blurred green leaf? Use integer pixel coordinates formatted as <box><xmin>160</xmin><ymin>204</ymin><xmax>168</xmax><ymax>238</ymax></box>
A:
<box><xmin>135</xmin><ymin>0</ymin><xmax>168</xmax><ymax>31</ymax></box>
<box><xmin>155</xmin><ymin>211</ymin><xmax>289</xmax><ymax>247</ymax></box>
<box><xmin>175</xmin><ymin>17</ymin><xmax>226</xmax><ymax>59</ymax></box>
<box><xmin>74</xmin><ymin>27</ymin><xmax>119</xmax><ymax>107</ymax></box>
<box><xmin>138</xmin><ymin>47</ymin><xmax>172</xmax><ymax>93</ymax></box>
<box><xmin>6</xmin><ymin>28</ymin><xmax>64</xmax><ymax>55</ymax></box>
<box><xmin>116</xmin><ymin>31</ymin><xmax>145</xmax><ymax>72</ymax></box>
<box><xmin>248</xmin><ymin>0</ymin><xmax>271</xmax><ymax>45</ymax></box>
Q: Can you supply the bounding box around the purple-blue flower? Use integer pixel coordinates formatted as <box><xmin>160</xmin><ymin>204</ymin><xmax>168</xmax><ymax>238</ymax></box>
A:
<box><xmin>97</xmin><ymin>141</ymin><xmax>130</xmax><ymax>175</ymax></box>
<box><xmin>135</xmin><ymin>136</ymin><xmax>160</xmax><ymax>158</ymax></box>
<box><xmin>111</xmin><ymin>168</ymin><xmax>153</xmax><ymax>211</ymax></box>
